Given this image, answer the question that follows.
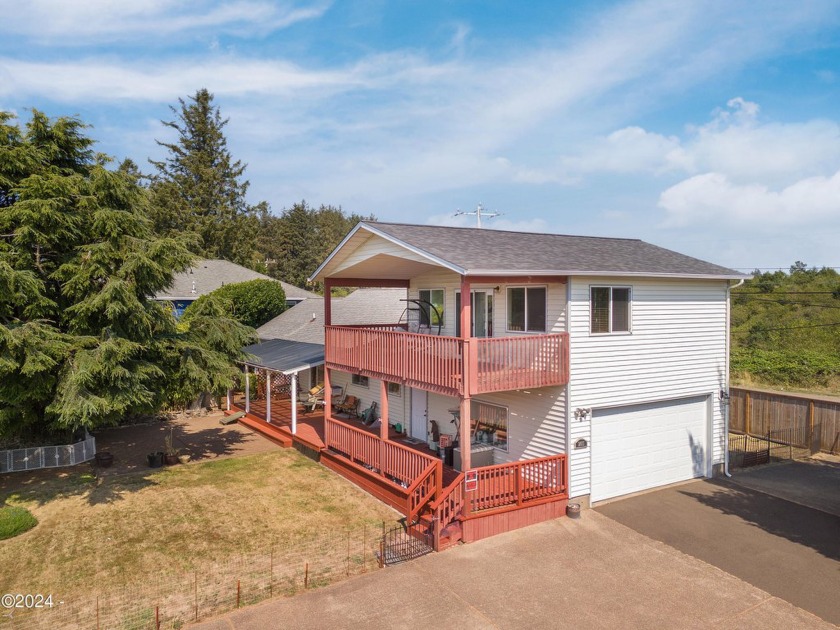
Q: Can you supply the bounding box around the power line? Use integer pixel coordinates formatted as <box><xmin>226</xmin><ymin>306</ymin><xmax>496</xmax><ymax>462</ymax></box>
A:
<box><xmin>737</xmin><ymin>298</ymin><xmax>840</xmax><ymax>309</ymax></box>
<box><xmin>731</xmin><ymin>321</ymin><xmax>840</xmax><ymax>333</ymax></box>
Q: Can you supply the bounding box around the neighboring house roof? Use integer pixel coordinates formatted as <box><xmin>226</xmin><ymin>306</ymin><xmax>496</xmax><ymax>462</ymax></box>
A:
<box><xmin>155</xmin><ymin>259</ymin><xmax>318</xmax><ymax>301</ymax></box>
<box><xmin>311</xmin><ymin>222</ymin><xmax>749</xmax><ymax>281</ymax></box>
<box><xmin>257</xmin><ymin>288</ymin><xmax>407</xmax><ymax>344</ymax></box>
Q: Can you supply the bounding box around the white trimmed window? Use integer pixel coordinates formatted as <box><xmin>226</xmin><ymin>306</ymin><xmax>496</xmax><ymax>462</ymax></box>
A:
<box><xmin>471</xmin><ymin>400</ymin><xmax>508</xmax><ymax>451</ymax></box>
<box><xmin>387</xmin><ymin>382</ymin><xmax>401</xmax><ymax>396</ymax></box>
<box><xmin>590</xmin><ymin>286</ymin><xmax>631</xmax><ymax>334</ymax></box>
<box><xmin>506</xmin><ymin>287</ymin><xmax>546</xmax><ymax>332</ymax></box>
<box><xmin>351</xmin><ymin>374</ymin><xmax>370</xmax><ymax>387</ymax></box>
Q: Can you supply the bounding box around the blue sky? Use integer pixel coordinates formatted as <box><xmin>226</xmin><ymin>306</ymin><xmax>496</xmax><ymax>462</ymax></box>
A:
<box><xmin>3</xmin><ymin>0</ymin><xmax>840</xmax><ymax>272</ymax></box>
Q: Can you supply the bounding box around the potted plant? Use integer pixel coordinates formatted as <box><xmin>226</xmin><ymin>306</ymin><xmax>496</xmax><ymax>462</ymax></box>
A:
<box><xmin>178</xmin><ymin>453</ymin><xmax>191</xmax><ymax>464</ymax></box>
<box><xmin>147</xmin><ymin>451</ymin><xmax>164</xmax><ymax>468</ymax></box>
<box><xmin>163</xmin><ymin>430</ymin><xmax>180</xmax><ymax>465</ymax></box>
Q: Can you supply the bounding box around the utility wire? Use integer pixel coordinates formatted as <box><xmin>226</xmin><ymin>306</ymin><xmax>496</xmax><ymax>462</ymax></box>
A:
<box><xmin>736</xmin><ymin>298</ymin><xmax>840</xmax><ymax>309</ymax></box>
<box><xmin>731</xmin><ymin>321</ymin><xmax>840</xmax><ymax>333</ymax></box>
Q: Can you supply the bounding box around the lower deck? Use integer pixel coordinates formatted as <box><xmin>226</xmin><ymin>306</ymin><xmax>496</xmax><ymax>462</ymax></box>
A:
<box><xmin>230</xmin><ymin>392</ymin><xmax>568</xmax><ymax>550</ymax></box>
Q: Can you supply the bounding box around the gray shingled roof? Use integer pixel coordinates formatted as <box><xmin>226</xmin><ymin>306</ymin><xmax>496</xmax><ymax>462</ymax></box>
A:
<box><xmin>360</xmin><ymin>222</ymin><xmax>746</xmax><ymax>279</ymax></box>
<box><xmin>241</xmin><ymin>339</ymin><xmax>325</xmax><ymax>374</ymax></box>
<box><xmin>155</xmin><ymin>259</ymin><xmax>319</xmax><ymax>300</ymax></box>
<box><xmin>256</xmin><ymin>288</ymin><xmax>407</xmax><ymax>344</ymax></box>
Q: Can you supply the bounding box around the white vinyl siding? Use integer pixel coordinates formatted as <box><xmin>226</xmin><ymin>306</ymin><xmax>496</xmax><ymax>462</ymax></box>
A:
<box><xmin>328</xmin><ymin>370</ymin><xmax>408</xmax><ymax>429</ymax></box>
<box><xmin>567</xmin><ymin>277</ymin><xmax>728</xmax><ymax>499</ymax></box>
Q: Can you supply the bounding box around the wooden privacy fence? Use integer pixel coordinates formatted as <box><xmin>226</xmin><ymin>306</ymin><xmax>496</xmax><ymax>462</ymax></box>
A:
<box><xmin>730</xmin><ymin>387</ymin><xmax>840</xmax><ymax>453</ymax></box>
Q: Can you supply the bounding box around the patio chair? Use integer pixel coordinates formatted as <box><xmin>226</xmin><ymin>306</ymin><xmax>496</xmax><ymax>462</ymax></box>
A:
<box><xmin>334</xmin><ymin>395</ymin><xmax>360</xmax><ymax>417</ymax></box>
<box><xmin>302</xmin><ymin>383</ymin><xmax>325</xmax><ymax>413</ymax></box>
<box><xmin>359</xmin><ymin>401</ymin><xmax>378</xmax><ymax>426</ymax></box>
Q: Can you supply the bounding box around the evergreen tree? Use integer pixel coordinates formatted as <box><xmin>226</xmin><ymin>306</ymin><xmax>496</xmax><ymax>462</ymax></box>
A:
<box><xmin>0</xmin><ymin>110</ymin><xmax>255</xmax><ymax>441</ymax></box>
<box><xmin>149</xmin><ymin>89</ymin><xmax>259</xmax><ymax>266</ymax></box>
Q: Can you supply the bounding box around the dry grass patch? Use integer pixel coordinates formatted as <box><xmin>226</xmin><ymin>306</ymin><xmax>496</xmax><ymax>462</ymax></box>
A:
<box><xmin>0</xmin><ymin>450</ymin><xmax>398</xmax><ymax>597</ymax></box>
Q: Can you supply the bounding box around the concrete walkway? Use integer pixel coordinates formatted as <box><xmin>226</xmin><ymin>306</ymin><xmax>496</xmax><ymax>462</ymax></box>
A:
<box><xmin>190</xmin><ymin>511</ymin><xmax>831</xmax><ymax>630</ymax></box>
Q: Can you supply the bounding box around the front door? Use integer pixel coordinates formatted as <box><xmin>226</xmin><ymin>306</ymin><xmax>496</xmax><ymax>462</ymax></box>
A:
<box><xmin>410</xmin><ymin>389</ymin><xmax>428</xmax><ymax>441</ymax></box>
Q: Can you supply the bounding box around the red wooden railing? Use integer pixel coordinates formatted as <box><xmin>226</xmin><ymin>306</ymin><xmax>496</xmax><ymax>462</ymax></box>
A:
<box><xmin>326</xmin><ymin>326</ymin><xmax>464</xmax><ymax>396</ymax></box>
<box><xmin>430</xmin><ymin>473</ymin><xmax>465</xmax><ymax>551</ymax></box>
<box><xmin>407</xmin><ymin>460</ymin><xmax>441</xmax><ymax>524</ymax></box>
<box><xmin>468</xmin><ymin>454</ymin><xmax>567</xmax><ymax>513</ymax></box>
<box><xmin>475</xmin><ymin>333</ymin><xmax>569</xmax><ymax>393</ymax></box>
<box><xmin>325</xmin><ymin>326</ymin><xmax>569</xmax><ymax>396</ymax></box>
<box><xmin>324</xmin><ymin>417</ymin><xmax>440</xmax><ymax>489</ymax></box>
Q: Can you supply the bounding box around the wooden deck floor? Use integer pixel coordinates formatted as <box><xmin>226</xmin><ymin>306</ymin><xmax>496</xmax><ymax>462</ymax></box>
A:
<box><xmin>231</xmin><ymin>394</ymin><xmax>460</xmax><ymax>486</ymax></box>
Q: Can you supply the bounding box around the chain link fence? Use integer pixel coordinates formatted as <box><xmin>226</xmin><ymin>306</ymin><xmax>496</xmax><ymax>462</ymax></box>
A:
<box><xmin>1</xmin><ymin>525</ymin><xmax>385</xmax><ymax>629</ymax></box>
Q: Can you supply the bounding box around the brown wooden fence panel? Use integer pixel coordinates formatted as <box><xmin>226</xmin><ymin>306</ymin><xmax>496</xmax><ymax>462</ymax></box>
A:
<box><xmin>730</xmin><ymin>387</ymin><xmax>840</xmax><ymax>453</ymax></box>
<box><xmin>814</xmin><ymin>400</ymin><xmax>840</xmax><ymax>453</ymax></box>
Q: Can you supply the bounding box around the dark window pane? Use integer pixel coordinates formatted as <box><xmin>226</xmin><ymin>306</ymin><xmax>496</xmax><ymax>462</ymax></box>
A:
<box><xmin>612</xmin><ymin>288</ymin><xmax>630</xmax><ymax>332</ymax></box>
<box><xmin>455</xmin><ymin>292</ymin><xmax>461</xmax><ymax>337</ymax></box>
<box><xmin>591</xmin><ymin>287</ymin><xmax>610</xmax><ymax>333</ymax></box>
<box><xmin>526</xmin><ymin>287</ymin><xmax>546</xmax><ymax>332</ymax></box>
<box><xmin>507</xmin><ymin>288</ymin><xmax>525</xmax><ymax>331</ymax></box>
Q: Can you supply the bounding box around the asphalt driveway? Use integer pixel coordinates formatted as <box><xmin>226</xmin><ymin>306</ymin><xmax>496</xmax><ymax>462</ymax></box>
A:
<box><xmin>596</xmin><ymin>462</ymin><xmax>840</xmax><ymax>626</ymax></box>
<box><xmin>190</xmin><ymin>510</ymin><xmax>830</xmax><ymax>630</ymax></box>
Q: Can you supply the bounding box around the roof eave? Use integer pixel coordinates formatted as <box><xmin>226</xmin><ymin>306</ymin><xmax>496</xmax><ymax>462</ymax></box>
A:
<box><xmin>309</xmin><ymin>222</ymin><xmax>465</xmax><ymax>283</ymax></box>
<box><xmin>467</xmin><ymin>269</ymin><xmax>750</xmax><ymax>280</ymax></box>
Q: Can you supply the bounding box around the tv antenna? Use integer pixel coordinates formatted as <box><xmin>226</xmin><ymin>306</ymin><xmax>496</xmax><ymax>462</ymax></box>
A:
<box><xmin>453</xmin><ymin>203</ymin><xmax>502</xmax><ymax>228</ymax></box>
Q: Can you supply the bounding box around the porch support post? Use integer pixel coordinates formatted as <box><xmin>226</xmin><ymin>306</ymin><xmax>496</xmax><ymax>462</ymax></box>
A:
<box><xmin>244</xmin><ymin>365</ymin><xmax>251</xmax><ymax>414</ymax></box>
<box><xmin>460</xmin><ymin>396</ymin><xmax>471</xmax><ymax>472</ymax></box>
<box><xmin>291</xmin><ymin>372</ymin><xmax>298</xmax><ymax>434</ymax></box>
<box><xmin>324</xmin><ymin>366</ymin><xmax>332</xmax><ymax>419</ymax></box>
<box><xmin>266</xmin><ymin>370</ymin><xmax>272</xmax><ymax>424</ymax></box>
<box><xmin>459</xmin><ymin>275</ymin><xmax>472</xmax><ymax>471</ymax></box>
<box><xmin>380</xmin><ymin>380</ymin><xmax>389</xmax><ymax>441</ymax></box>
<box><xmin>324</xmin><ymin>279</ymin><xmax>333</xmax><ymax>327</ymax></box>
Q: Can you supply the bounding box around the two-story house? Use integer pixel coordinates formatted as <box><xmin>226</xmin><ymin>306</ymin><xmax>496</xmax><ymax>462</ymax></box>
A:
<box><xmin>232</xmin><ymin>221</ymin><xmax>747</xmax><ymax>550</ymax></box>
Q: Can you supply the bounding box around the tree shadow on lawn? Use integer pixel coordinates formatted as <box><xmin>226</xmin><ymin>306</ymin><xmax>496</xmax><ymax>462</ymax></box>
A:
<box><xmin>680</xmin><ymin>478</ymin><xmax>840</xmax><ymax>561</ymax></box>
<box><xmin>1</xmin><ymin>420</ymin><xmax>261</xmax><ymax>507</ymax></box>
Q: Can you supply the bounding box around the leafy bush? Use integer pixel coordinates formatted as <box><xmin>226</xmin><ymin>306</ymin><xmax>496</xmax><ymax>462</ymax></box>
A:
<box><xmin>0</xmin><ymin>505</ymin><xmax>37</xmax><ymax>540</ymax></box>
<box><xmin>731</xmin><ymin>348</ymin><xmax>840</xmax><ymax>387</ymax></box>
<box><xmin>182</xmin><ymin>279</ymin><xmax>286</xmax><ymax>329</ymax></box>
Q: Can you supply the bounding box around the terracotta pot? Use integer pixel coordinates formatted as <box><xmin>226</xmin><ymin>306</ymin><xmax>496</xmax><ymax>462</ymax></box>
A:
<box><xmin>164</xmin><ymin>453</ymin><xmax>179</xmax><ymax>465</ymax></box>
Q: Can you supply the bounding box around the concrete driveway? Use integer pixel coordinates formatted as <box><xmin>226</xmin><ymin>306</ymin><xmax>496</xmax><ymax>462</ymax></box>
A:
<box><xmin>596</xmin><ymin>462</ymin><xmax>840</xmax><ymax>626</ymax></box>
<box><xmin>190</xmin><ymin>510</ymin><xmax>830</xmax><ymax>630</ymax></box>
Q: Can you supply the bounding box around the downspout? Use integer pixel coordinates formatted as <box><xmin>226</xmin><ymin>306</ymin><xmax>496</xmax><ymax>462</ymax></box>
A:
<box><xmin>724</xmin><ymin>278</ymin><xmax>745</xmax><ymax>477</ymax></box>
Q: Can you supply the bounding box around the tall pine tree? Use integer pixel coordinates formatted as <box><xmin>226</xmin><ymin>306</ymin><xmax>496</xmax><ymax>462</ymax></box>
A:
<box><xmin>0</xmin><ymin>110</ymin><xmax>255</xmax><ymax>442</ymax></box>
<box><xmin>149</xmin><ymin>89</ymin><xmax>259</xmax><ymax>266</ymax></box>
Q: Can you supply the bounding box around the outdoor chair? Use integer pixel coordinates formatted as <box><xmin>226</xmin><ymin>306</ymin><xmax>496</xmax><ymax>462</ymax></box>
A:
<box><xmin>359</xmin><ymin>401</ymin><xmax>378</xmax><ymax>426</ymax></box>
<box><xmin>334</xmin><ymin>395</ymin><xmax>360</xmax><ymax>417</ymax></box>
<box><xmin>302</xmin><ymin>383</ymin><xmax>325</xmax><ymax>413</ymax></box>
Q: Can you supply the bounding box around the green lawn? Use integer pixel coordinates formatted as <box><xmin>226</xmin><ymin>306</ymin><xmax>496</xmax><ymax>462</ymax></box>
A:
<box><xmin>0</xmin><ymin>450</ymin><xmax>398</xmax><ymax>596</ymax></box>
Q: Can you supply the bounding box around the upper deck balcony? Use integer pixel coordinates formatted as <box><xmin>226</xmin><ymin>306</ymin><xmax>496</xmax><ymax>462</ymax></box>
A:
<box><xmin>325</xmin><ymin>325</ymin><xmax>569</xmax><ymax>398</ymax></box>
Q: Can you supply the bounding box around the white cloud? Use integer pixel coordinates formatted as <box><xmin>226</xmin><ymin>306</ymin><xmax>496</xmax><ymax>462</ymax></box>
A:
<box><xmin>2</xmin><ymin>1</ymin><xmax>329</xmax><ymax>42</ymax></box>
<box><xmin>659</xmin><ymin>171</ymin><xmax>840</xmax><ymax>227</ymax></box>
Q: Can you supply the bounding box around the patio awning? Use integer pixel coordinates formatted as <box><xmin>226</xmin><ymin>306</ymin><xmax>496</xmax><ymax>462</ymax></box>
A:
<box><xmin>241</xmin><ymin>339</ymin><xmax>325</xmax><ymax>375</ymax></box>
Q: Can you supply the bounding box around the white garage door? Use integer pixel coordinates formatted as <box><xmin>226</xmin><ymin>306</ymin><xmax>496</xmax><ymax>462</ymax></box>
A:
<box><xmin>591</xmin><ymin>396</ymin><xmax>709</xmax><ymax>502</ymax></box>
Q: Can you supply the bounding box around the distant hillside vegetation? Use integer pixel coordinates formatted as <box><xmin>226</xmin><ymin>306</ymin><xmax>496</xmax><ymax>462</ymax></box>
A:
<box><xmin>731</xmin><ymin>262</ymin><xmax>840</xmax><ymax>393</ymax></box>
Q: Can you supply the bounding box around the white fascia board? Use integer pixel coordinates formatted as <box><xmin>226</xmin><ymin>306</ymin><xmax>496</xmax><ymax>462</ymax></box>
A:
<box><xmin>309</xmin><ymin>222</ymin><xmax>465</xmax><ymax>283</ymax></box>
<box><xmin>468</xmin><ymin>269</ymin><xmax>751</xmax><ymax>280</ymax></box>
